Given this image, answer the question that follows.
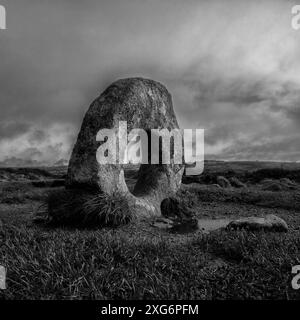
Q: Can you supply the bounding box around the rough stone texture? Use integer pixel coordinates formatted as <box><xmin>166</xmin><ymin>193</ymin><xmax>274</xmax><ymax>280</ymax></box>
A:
<box><xmin>160</xmin><ymin>197</ymin><xmax>198</xmax><ymax>233</ymax></box>
<box><xmin>226</xmin><ymin>214</ymin><xmax>288</xmax><ymax>232</ymax></box>
<box><xmin>161</xmin><ymin>197</ymin><xmax>194</xmax><ymax>219</ymax></box>
<box><xmin>216</xmin><ymin>176</ymin><xmax>232</xmax><ymax>188</ymax></box>
<box><xmin>66</xmin><ymin>78</ymin><xmax>184</xmax><ymax>217</ymax></box>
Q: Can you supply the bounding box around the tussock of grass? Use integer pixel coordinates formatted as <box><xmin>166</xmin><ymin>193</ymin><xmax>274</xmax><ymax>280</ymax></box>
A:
<box><xmin>46</xmin><ymin>190</ymin><xmax>134</xmax><ymax>228</ymax></box>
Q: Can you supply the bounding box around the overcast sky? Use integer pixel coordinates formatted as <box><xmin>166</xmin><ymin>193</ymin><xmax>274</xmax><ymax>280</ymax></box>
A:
<box><xmin>0</xmin><ymin>0</ymin><xmax>299</xmax><ymax>165</ymax></box>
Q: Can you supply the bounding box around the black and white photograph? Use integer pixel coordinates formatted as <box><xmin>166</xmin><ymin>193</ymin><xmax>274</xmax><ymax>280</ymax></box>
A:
<box><xmin>1</xmin><ymin>0</ymin><xmax>300</xmax><ymax>309</ymax></box>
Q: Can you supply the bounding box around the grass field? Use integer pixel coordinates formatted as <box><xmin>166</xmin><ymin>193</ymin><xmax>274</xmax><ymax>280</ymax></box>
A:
<box><xmin>0</xmin><ymin>161</ymin><xmax>300</xmax><ymax>300</ymax></box>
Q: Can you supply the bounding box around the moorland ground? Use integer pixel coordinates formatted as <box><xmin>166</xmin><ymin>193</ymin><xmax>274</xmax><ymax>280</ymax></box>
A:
<box><xmin>0</xmin><ymin>161</ymin><xmax>300</xmax><ymax>299</ymax></box>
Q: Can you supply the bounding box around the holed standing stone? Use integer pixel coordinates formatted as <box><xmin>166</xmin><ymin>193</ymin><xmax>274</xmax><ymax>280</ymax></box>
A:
<box><xmin>66</xmin><ymin>77</ymin><xmax>184</xmax><ymax>217</ymax></box>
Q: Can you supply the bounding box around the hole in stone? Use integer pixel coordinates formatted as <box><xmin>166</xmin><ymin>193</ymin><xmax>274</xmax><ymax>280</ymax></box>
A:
<box><xmin>122</xmin><ymin>131</ymin><xmax>147</xmax><ymax>194</ymax></box>
<box><xmin>123</xmin><ymin>130</ymin><xmax>182</xmax><ymax>197</ymax></box>
<box><xmin>124</xmin><ymin>163</ymin><xmax>140</xmax><ymax>193</ymax></box>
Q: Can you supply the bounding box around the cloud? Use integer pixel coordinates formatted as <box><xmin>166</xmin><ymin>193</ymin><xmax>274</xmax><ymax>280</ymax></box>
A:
<box><xmin>218</xmin><ymin>135</ymin><xmax>300</xmax><ymax>162</ymax></box>
<box><xmin>0</xmin><ymin>0</ymin><xmax>299</xmax><ymax>165</ymax></box>
<box><xmin>0</xmin><ymin>123</ymin><xmax>75</xmax><ymax>165</ymax></box>
<box><xmin>0</xmin><ymin>121</ymin><xmax>31</xmax><ymax>140</ymax></box>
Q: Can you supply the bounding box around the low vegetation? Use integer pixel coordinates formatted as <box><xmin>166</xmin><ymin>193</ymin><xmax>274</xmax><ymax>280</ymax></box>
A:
<box><xmin>0</xmin><ymin>162</ymin><xmax>300</xmax><ymax>299</ymax></box>
<box><xmin>184</xmin><ymin>167</ymin><xmax>300</xmax><ymax>185</ymax></box>
<box><xmin>1</xmin><ymin>218</ymin><xmax>299</xmax><ymax>299</ymax></box>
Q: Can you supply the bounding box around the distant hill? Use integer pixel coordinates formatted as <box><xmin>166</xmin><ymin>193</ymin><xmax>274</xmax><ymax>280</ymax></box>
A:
<box><xmin>53</xmin><ymin>159</ymin><xmax>69</xmax><ymax>166</ymax></box>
